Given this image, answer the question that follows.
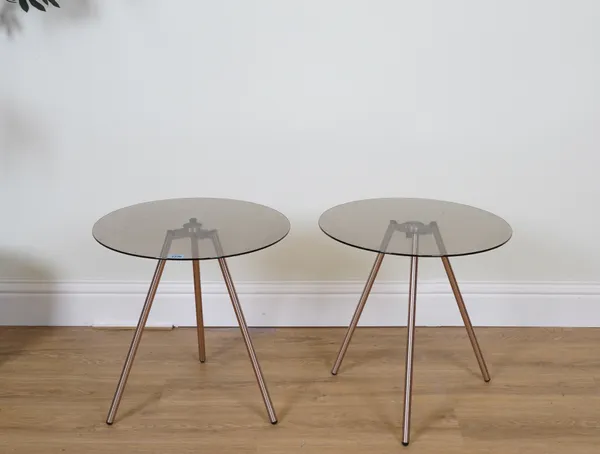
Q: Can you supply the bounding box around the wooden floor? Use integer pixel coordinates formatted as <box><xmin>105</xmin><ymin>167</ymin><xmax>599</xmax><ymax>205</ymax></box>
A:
<box><xmin>0</xmin><ymin>327</ymin><xmax>599</xmax><ymax>453</ymax></box>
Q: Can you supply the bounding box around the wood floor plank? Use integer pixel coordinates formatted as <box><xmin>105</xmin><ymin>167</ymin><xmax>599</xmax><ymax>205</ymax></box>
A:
<box><xmin>0</xmin><ymin>327</ymin><xmax>599</xmax><ymax>453</ymax></box>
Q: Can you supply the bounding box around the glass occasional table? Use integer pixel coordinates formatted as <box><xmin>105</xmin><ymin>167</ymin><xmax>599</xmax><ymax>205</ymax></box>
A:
<box><xmin>93</xmin><ymin>198</ymin><xmax>290</xmax><ymax>425</ymax></box>
<box><xmin>319</xmin><ymin>198</ymin><xmax>512</xmax><ymax>446</ymax></box>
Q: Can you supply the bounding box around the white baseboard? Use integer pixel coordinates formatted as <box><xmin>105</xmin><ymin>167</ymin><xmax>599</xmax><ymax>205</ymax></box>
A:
<box><xmin>0</xmin><ymin>279</ymin><xmax>599</xmax><ymax>327</ymax></box>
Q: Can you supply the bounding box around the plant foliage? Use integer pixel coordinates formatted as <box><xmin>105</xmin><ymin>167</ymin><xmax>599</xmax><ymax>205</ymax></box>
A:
<box><xmin>5</xmin><ymin>0</ymin><xmax>60</xmax><ymax>13</ymax></box>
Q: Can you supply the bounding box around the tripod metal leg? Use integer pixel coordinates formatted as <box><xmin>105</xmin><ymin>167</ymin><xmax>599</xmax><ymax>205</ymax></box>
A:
<box><xmin>331</xmin><ymin>252</ymin><xmax>385</xmax><ymax>375</ymax></box>
<box><xmin>430</xmin><ymin>221</ymin><xmax>490</xmax><ymax>382</ymax></box>
<box><xmin>441</xmin><ymin>257</ymin><xmax>491</xmax><ymax>382</ymax></box>
<box><xmin>192</xmin><ymin>260</ymin><xmax>206</xmax><ymax>363</ymax></box>
<box><xmin>106</xmin><ymin>259</ymin><xmax>166</xmax><ymax>425</ymax></box>
<box><xmin>401</xmin><ymin>237</ymin><xmax>419</xmax><ymax>446</ymax></box>
<box><xmin>218</xmin><ymin>257</ymin><xmax>278</xmax><ymax>424</ymax></box>
<box><xmin>331</xmin><ymin>220</ymin><xmax>396</xmax><ymax>375</ymax></box>
<box><xmin>190</xmin><ymin>234</ymin><xmax>206</xmax><ymax>363</ymax></box>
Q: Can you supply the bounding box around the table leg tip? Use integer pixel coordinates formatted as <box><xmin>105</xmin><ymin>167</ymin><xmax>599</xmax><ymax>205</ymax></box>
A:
<box><xmin>402</xmin><ymin>442</ymin><xmax>409</xmax><ymax>446</ymax></box>
<box><xmin>271</xmin><ymin>420</ymin><xmax>278</xmax><ymax>425</ymax></box>
<box><xmin>106</xmin><ymin>421</ymin><xmax>113</xmax><ymax>426</ymax></box>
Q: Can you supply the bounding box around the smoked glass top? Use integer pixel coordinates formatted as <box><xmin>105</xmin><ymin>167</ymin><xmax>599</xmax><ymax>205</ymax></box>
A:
<box><xmin>93</xmin><ymin>198</ymin><xmax>290</xmax><ymax>260</ymax></box>
<box><xmin>319</xmin><ymin>198</ymin><xmax>512</xmax><ymax>257</ymax></box>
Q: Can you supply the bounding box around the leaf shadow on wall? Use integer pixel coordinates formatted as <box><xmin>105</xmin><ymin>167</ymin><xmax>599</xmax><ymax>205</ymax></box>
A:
<box><xmin>0</xmin><ymin>3</ymin><xmax>20</xmax><ymax>37</ymax></box>
<box><xmin>0</xmin><ymin>0</ymin><xmax>98</xmax><ymax>36</ymax></box>
<box><xmin>0</xmin><ymin>98</ymin><xmax>50</xmax><ymax>175</ymax></box>
<box><xmin>40</xmin><ymin>0</ymin><xmax>99</xmax><ymax>30</ymax></box>
<box><xmin>0</xmin><ymin>251</ymin><xmax>57</xmax><ymax>367</ymax></box>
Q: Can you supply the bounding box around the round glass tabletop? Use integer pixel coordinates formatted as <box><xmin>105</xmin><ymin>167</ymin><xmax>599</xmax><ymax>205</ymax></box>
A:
<box><xmin>319</xmin><ymin>198</ymin><xmax>512</xmax><ymax>258</ymax></box>
<box><xmin>93</xmin><ymin>198</ymin><xmax>290</xmax><ymax>260</ymax></box>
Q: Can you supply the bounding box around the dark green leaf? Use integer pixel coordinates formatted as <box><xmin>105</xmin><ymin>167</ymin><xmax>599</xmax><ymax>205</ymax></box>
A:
<box><xmin>18</xmin><ymin>0</ymin><xmax>29</xmax><ymax>12</ymax></box>
<box><xmin>42</xmin><ymin>0</ymin><xmax>49</xmax><ymax>5</ymax></box>
<box><xmin>48</xmin><ymin>0</ymin><xmax>59</xmax><ymax>7</ymax></box>
<box><xmin>29</xmin><ymin>0</ymin><xmax>46</xmax><ymax>11</ymax></box>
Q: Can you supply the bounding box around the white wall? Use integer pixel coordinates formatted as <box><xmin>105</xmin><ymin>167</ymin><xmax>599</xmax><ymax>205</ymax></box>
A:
<box><xmin>1</xmin><ymin>0</ymin><xmax>600</xmax><ymax>326</ymax></box>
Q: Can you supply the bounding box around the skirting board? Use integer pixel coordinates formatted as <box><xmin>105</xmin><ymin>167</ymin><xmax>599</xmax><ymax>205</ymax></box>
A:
<box><xmin>0</xmin><ymin>279</ymin><xmax>599</xmax><ymax>327</ymax></box>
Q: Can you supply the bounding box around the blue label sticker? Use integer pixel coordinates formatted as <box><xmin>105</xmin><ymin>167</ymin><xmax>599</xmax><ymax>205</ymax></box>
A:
<box><xmin>168</xmin><ymin>254</ymin><xmax>185</xmax><ymax>259</ymax></box>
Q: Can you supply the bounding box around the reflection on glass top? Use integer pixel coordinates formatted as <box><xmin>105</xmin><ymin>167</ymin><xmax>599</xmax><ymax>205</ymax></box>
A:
<box><xmin>93</xmin><ymin>198</ymin><xmax>290</xmax><ymax>260</ymax></box>
<box><xmin>319</xmin><ymin>198</ymin><xmax>512</xmax><ymax>257</ymax></box>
